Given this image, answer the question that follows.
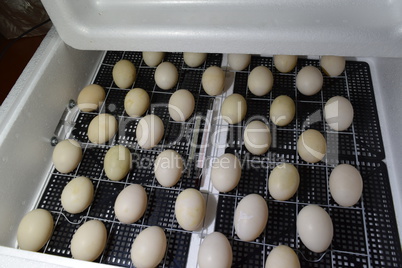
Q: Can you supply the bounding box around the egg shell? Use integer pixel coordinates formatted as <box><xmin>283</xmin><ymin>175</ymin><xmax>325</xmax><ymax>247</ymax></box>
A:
<box><xmin>234</xmin><ymin>194</ymin><xmax>268</xmax><ymax>242</ymax></box>
<box><xmin>268</xmin><ymin>163</ymin><xmax>300</xmax><ymax>201</ymax></box>
<box><xmin>211</xmin><ymin>153</ymin><xmax>242</xmax><ymax>192</ymax></box>
<box><xmin>265</xmin><ymin>245</ymin><xmax>300</xmax><ymax>268</ymax></box>
<box><xmin>320</xmin><ymin>56</ymin><xmax>345</xmax><ymax>77</ymax></box>
<box><xmin>274</xmin><ymin>55</ymin><xmax>298</xmax><ymax>73</ymax></box>
<box><xmin>131</xmin><ymin>226</ymin><xmax>167</xmax><ymax>268</ymax></box>
<box><xmin>61</xmin><ymin>176</ymin><xmax>94</xmax><ymax>214</ymax></box>
<box><xmin>154</xmin><ymin>149</ymin><xmax>184</xmax><ymax>187</ymax></box>
<box><xmin>297</xmin><ymin>129</ymin><xmax>326</xmax><ymax>163</ymax></box>
<box><xmin>198</xmin><ymin>232</ymin><xmax>233</xmax><ymax>268</ymax></box>
<box><xmin>142</xmin><ymin>52</ymin><xmax>165</xmax><ymax>67</ymax></box>
<box><xmin>114</xmin><ymin>184</ymin><xmax>147</xmax><ymax>224</ymax></box>
<box><xmin>221</xmin><ymin>93</ymin><xmax>247</xmax><ymax>124</ymax></box>
<box><xmin>243</xmin><ymin>120</ymin><xmax>271</xmax><ymax>155</ymax></box>
<box><xmin>104</xmin><ymin>145</ymin><xmax>132</xmax><ymax>181</ymax></box>
<box><xmin>247</xmin><ymin>66</ymin><xmax>274</xmax><ymax>96</ymax></box>
<box><xmin>70</xmin><ymin>220</ymin><xmax>107</xmax><ymax>261</ymax></box>
<box><xmin>136</xmin><ymin>114</ymin><xmax>164</xmax><ymax>149</ymax></box>
<box><xmin>168</xmin><ymin>89</ymin><xmax>195</xmax><ymax>122</ymax></box>
<box><xmin>52</xmin><ymin>139</ymin><xmax>82</xmax><ymax>173</ymax></box>
<box><xmin>124</xmin><ymin>88</ymin><xmax>150</xmax><ymax>117</ymax></box>
<box><xmin>329</xmin><ymin>164</ymin><xmax>363</xmax><ymax>207</ymax></box>
<box><xmin>175</xmin><ymin>188</ymin><xmax>206</xmax><ymax>231</ymax></box>
<box><xmin>228</xmin><ymin>54</ymin><xmax>251</xmax><ymax>71</ymax></box>
<box><xmin>270</xmin><ymin>95</ymin><xmax>295</xmax><ymax>126</ymax></box>
<box><xmin>202</xmin><ymin>66</ymin><xmax>225</xmax><ymax>96</ymax></box>
<box><xmin>154</xmin><ymin>62</ymin><xmax>178</xmax><ymax>90</ymax></box>
<box><xmin>183</xmin><ymin>52</ymin><xmax>207</xmax><ymax>67</ymax></box>
<box><xmin>17</xmin><ymin>209</ymin><xmax>54</xmax><ymax>252</ymax></box>
<box><xmin>297</xmin><ymin>205</ymin><xmax>333</xmax><ymax>253</ymax></box>
<box><xmin>77</xmin><ymin>84</ymin><xmax>105</xmax><ymax>112</ymax></box>
<box><xmin>87</xmin><ymin>113</ymin><xmax>118</xmax><ymax>144</ymax></box>
<box><xmin>324</xmin><ymin>96</ymin><xmax>354</xmax><ymax>131</ymax></box>
<box><xmin>112</xmin><ymin>59</ymin><xmax>136</xmax><ymax>89</ymax></box>
<box><xmin>296</xmin><ymin>66</ymin><xmax>323</xmax><ymax>96</ymax></box>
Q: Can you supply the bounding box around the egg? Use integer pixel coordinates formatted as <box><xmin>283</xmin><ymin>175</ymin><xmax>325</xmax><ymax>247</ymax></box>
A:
<box><xmin>70</xmin><ymin>220</ymin><xmax>107</xmax><ymax>261</ymax></box>
<box><xmin>221</xmin><ymin>93</ymin><xmax>247</xmax><ymax>124</ymax></box>
<box><xmin>52</xmin><ymin>139</ymin><xmax>82</xmax><ymax>173</ymax></box>
<box><xmin>247</xmin><ymin>66</ymin><xmax>274</xmax><ymax>96</ymax></box>
<box><xmin>320</xmin><ymin>56</ymin><xmax>345</xmax><ymax>77</ymax></box>
<box><xmin>202</xmin><ymin>66</ymin><xmax>225</xmax><ymax>96</ymax></box>
<box><xmin>324</xmin><ymin>96</ymin><xmax>354</xmax><ymax>131</ymax></box>
<box><xmin>297</xmin><ymin>205</ymin><xmax>333</xmax><ymax>253</ymax></box>
<box><xmin>114</xmin><ymin>184</ymin><xmax>147</xmax><ymax>224</ymax></box>
<box><xmin>77</xmin><ymin>84</ymin><xmax>105</xmax><ymax>112</ymax></box>
<box><xmin>329</xmin><ymin>164</ymin><xmax>363</xmax><ymax>207</ymax></box>
<box><xmin>61</xmin><ymin>176</ymin><xmax>94</xmax><ymax>214</ymax></box>
<box><xmin>243</xmin><ymin>120</ymin><xmax>271</xmax><ymax>155</ymax></box>
<box><xmin>168</xmin><ymin>89</ymin><xmax>195</xmax><ymax>122</ymax></box>
<box><xmin>211</xmin><ymin>153</ymin><xmax>242</xmax><ymax>192</ymax></box>
<box><xmin>104</xmin><ymin>145</ymin><xmax>132</xmax><ymax>181</ymax></box>
<box><xmin>142</xmin><ymin>52</ymin><xmax>165</xmax><ymax>67</ymax></box>
<box><xmin>297</xmin><ymin>129</ymin><xmax>326</xmax><ymax>163</ymax></box>
<box><xmin>198</xmin><ymin>232</ymin><xmax>233</xmax><ymax>268</ymax></box>
<box><xmin>183</xmin><ymin>52</ymin><xmax>207</xmax><ymax>67</ymax></box>
<box><xmin>234</xmin><ymin>194</ymin><xmax>268</xmax><ymax>241</ymax></box>
<box><xmin>273</xmin><ymin>55</ymin><xmax>298</xmax><ymax>73</ymax></box>
<box><xmin>154</xmin><ymin>149</ymin><xmax>183</xmax><ymax>187</ymax></box>
<box><xmin>270</xmin><ymin>95</ymin><xmax>295</xmax><ymax>126</ymax></box>
<box><xmin>268</xmin><ymin>163</ymin><xmax>300</xmax><ymax>201</ymax></box>
<box><xmin>17</xmin><ymin>209</ymin><xmax>53</xmax><ymax>251</ymax></box>
<box><xmin>112</xmin><ymin>59</ymin><xmax>136</xmax><ymax>89</ymax></box>
<box><xmin>136</xmin><ymin>114</ymin><xmax>164</xmax><ymax>149</ymax></box>
<box><xmin>131</xmin><ymin>226</ymin><xmax>167</xmax><ymax>268</ymax></box>
<box><xmin>265</xmin><ymin>245</ymin><xmax>300</xmax><ymax>268</ymax></box>
<box><xmin>87</xmin><ymin>113</ymin><xmax>118</xmax><ymax>144</ymax></box>
<box><xmin>175</xmin><ymin>188</ymin><xmax>206</xmax><ymax>231</ymax></box>
<box><xmin>154</xmin><ymin>62</ymin><xmax>178</xmax><ymax>90</ymax></box>
<box><xmin>228</xmin><ymin>54</ymin><xmax>251</xmax><ymax>71</ymax></box>
<box><xmin>296</xmin><ymin>66</ymin><xmax>323</xmax><ymax>96</ymax></box>
<box><xmin>124</xmin><ymin>88</ymin><xmax>150</xmax><ymax>117</ymax></box>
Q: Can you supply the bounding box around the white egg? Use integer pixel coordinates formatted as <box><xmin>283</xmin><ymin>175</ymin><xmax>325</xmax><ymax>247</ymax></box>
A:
<box><xmin>114</xmin><ymin>184</ymin><xmax>147</xmax><ymax>224</ymax></box>
<box><xmin>320</xmin><ymin>56</ymin><xmax>345</xmax><ymax>77</ymax></box>
<box><xmin>329</xmin><ymin>164</ymin><xmax>363</xmax><ymax>207</ymax></box>
<box><xmin>61</xmin><ymin>176</ymin><xmax>94</xmax><ymax>214</ymax></box>
<box><xmin>112</xmin><ymin>59</ymin><xmax>136</xmax><ymax>89</ymax></box>
<box><xmin>154</xmin><ymin>149</ymin><xmax>183</xmax><ymax>187</ymax></box>
<box><xmin>124</xmin><ymin>88</ymin><xmax>150</xmax><ymax>117</ymax></box>
<box><xmin>87</xmin><ymin>113</ymin><xmax>118</xmax><ymax>144</ymax></box>
<box><xmin>168</xmin><ymin>89</ymin><xmax>195</xmax><ymax>122</ymax></box>
<box><xmin>211</xmin><ymin>153</ymin><xmax>242</xmax><ymax>192</ymax></box>
<box><xmin>297</xmin><ymin>205</ymin><xmax>333</xmax><ymax>253</ymax></box>
<box><xmin>198</xmin><ymin>232</ymin><xmax>233</xmax><ymax>268</ymax></box>
<box><xmin>228</xmin><ymin>54</ymin><xmax>251</xmax><ymax>71</ymax></box>
<box><xmin>136</xmin><ymin>114</ymin><xmax>164</xmax><ymax>149</ymax></box>
<box><xmin>268</xmin><ymin>163</ymin><xmax>300</xmax><ymax>201</ymax></box>
<box><xmin>52</xmin><ymin>139</ymin><xmax>82</xmax><ymax>173</ymax></box>
<box><xmin>270</xmin><ymin>95</ymin><xmax>295</xmax><ymax>126</ymax></box>
<box><xmin>234</xmin><ymin>194</ymin><xmax>268</xmax><ymax>242</ymax></box>
<box><xmin>202</xmin><ymin>66</ymin><xmax>225</xmax><ymax>96</ymax></box>
<box><xmin>142</xmin><ymin>52</ymin><xmax>165</xmax><ymax>67</ymax></box>
<box><xmin>297</xmin><ymin>129</ymin><xmax>326</xmax><ymax>163</ymax></box>
<box><xmin>265</xmin><ymin>245</ymin><xmax>300</xmax><ymax>268</ymax></box>
<box><xmin>77</xmin><ymin>84</ymin><xmax>105</xmax><ymax>112</ymax></box>
<box><xmin>183</xmin><ymin>52</ymin><xmax>207</xmax><ymax>67</ymax></box>
<box><xmin>154</xmin><ymin>62</ymin><xmax>178</xmax><ymax>90</ymax></box>
<box><xmin>324</xmin><ymin>96</ymin><xmax>354</xmax><ymax>131</ymax></box>
<box><xmin>221</xmin><ymin>93</ymin><xmax>247</xmax><ymax>124</ymax></box>
<box><xmin>70</xmin><ymin>220</ymin><xmax>107</xmax><ymax>261</ymax></box>
<box><xmin>247</xmin><ymin>66</ymin><xmax>274</xmax><ymax>96</ymax></box>
<box><xmin>131</xmin><ymin>226</ymin><xmax>167</xmax><ymax>268</ymax></box>
<box><xmin>175</xmin><ymin>188</ymin><xmax>206</xmax><ymax>231</ymax></box>
<box><xmin>17</xmin><ymin>209</ymin><xmax>53</xmax><ymax>252</ymax></box>
<box><xmin>273</xmin><ymin>55</ymin><xmax>298</xmax><ymax>73</ymax></box>
<box><xmin>104</xmin><ymin>145</ymin><xmax>132</xmax><ymax>181</ymax></box>
<box><xmin>296</xmin><ymin>66</ymin><xmax>323</xmax><ymax>96</ymax></box>
<box><xmin>243</xmin><ymin>120</ymin><xmax>271</xmax><ymax>155</ymax></box>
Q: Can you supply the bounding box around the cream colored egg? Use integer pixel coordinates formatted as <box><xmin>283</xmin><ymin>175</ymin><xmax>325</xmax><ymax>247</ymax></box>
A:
<box><xmin>142</xmin><ymin>52</ymin><xmax>165</xmax><ymax>67</ymax></box>
<box><xmin>247</xmin><ymin>66</ymin><xmax>273</xmax><ymax>96</ymax></box>
<box><xmin>52</xmin><ymin>139</ymin><xmax>82</xmax><ymax>173</ymax></box>
<box><xmin>324</xmin><ymin>96</ymin><xmax>354</xmax><ymax>131</ymax></box>
<box><xmin>70</xmin><ymin>220</ymin><xmax>107</xmax><ymax>261</ymax></box>
<box><xmin>154</xmin><ymin>62</ymin><xmax>178</xmax><ymax>90</ymax></box>
<box><xmin>168</xmin><ymin>89</ymin><xmax>195</xmax><ymax>122</ymax></box>
<box><xmin>114</xmin><ymin>184</ymin><xmax>147</xmax><ymax>224</ymax></box>
<box><xmin>329</xmin><ymin>164</ymin><xmax>363</xmax><ymax>207</ymax></box>
<box><xmin>297</xmin><ymin>129</ymin><xmax>326</xmax><ymax>163</ymax></box>
<box><xmin>274</xmin><ymin>55</ymin><xmax>298</xmax><ymax>73</ymax></box>
<box><xmin>234</xmin><ymin>194</ymin><xmax>268</xmax><ymax>242</ymax></box>
<box><xmin>270</xmin><ymin>95</ymin><xmax>295</xmax><ymax>126</ymax></box>
<box><xmin>112</xmin><ymin>59</ymin><xmax>136</xmax><ymax>89</ymax></box>
<box><xmin>297</xmin><ymin>205</ymin><xmax>333</xmax><ymax>253</ymax></box>
<box><xmin>228</xmin><ymin>54</ymin><xmax>251</xmax><ymax>71</ymax></box>
<box><xmin>17</xmin><ymin>209</ymin><xmax>53</xmax><ymax>252</ymax></box>
<box><xmin>131</xmin><ymin>226</ymin><xmax>167</xmax><ymax>268</ymax></box>
<box><xmin>320</xmin><ymin>56</ymin><xmax>345</xmax><ymax>77</ymax></box>
<box><xmin>175</xmin><ymin>188</ymin><xmax>206</xmax><ymax>231</ymax></box>
<box><xmin>154</xmin><ymin>149</ymin><xmax>183</xmax><ymax>187</ymax></box>
<box><xmin>124</xmin><ymin>88</ymin><xmax>150</xmax><ymax>117</ymax></box>
<box><xmin>202</xmin><ymin>66</ymin><xmax>225</xmax><ymax>96</ymax></box>
<box><xmin>221</xmin><ymin>93</ymin><xmax>247</xmax><ymax>124</ymax></box>
<box><xmin>136</xmin><ymin>114</ymin><xmax>164</xmax><ymax>149</ymax></box>
<box><xmin>268</xmin><ymin>163</ymin><xmax>300</xmax><ymax>201</ymax></box>
<box><xmin>183</xmin><ymin>52</ymin><xmax>207</xmax><ymax>67</ymax></box>
<box><xmin>61</xmin><ymin>176</ymin><xmax>94</xmax><ymax>214</ymax></box>
<box><xmin>296</xmin><ymin>66</ymin><xmax>323</xmax><ymax>96</ymax></box>
<box><xmin>104</xmin><ymin>145</ymin><xmax>132</xmax><ymax>181</ymax></box>
<box><xmin>87</xmin><ymin>113</ymin><xmax>118</xmax><ymax>144</ymax></box>
<box><xmin>77</xmin><ymin>84</ymin><xmax>105</xmax><ymax>112</ymax></box>
<box><xmin>198</xmin><ymin>232</ymin><xmax>233</xmax><ymax>268</ymax></box>
<box><xmin>265</xmin><ymin>245</ymin><xmax>300</xmax><ymax>268</ymax></box>
<box><xmin>243</xmin><ymin>121</ymin><xmax>271</xmax><ymax>155</ymax></box>
<box><xmin>211</xmin><ymin>153</ymin><xmax>242</xmax><ymax>192</ymax></box>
